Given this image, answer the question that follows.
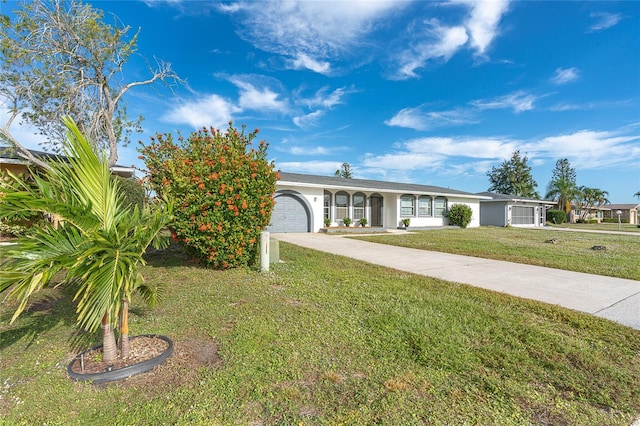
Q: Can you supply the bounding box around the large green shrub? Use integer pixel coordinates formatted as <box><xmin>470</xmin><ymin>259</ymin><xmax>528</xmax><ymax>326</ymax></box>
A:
<box><xmin>112</xmin><ymin>175</ymin><xmax>147</xmax><ymax>211</ymax></box>
<box><xmin>447</xmin><ymin>204</ymin><xmax>473</xmax><ymax>228</ymax></box>
<box><xmin>546</xmin><ymin>209</ymin><xmax>566</xmax><ymax>224</ymax></box>
<box><xmin>139</xmin><ymin>123</ymin><xmax>278</xmax><ymax>269</ymax></box>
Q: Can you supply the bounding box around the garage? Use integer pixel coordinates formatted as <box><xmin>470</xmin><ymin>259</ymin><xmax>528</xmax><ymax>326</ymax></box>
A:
<box><xmin>268</xmin><ymin>193</ymin><xmax>310</xmax><ymax>233</ymax></box>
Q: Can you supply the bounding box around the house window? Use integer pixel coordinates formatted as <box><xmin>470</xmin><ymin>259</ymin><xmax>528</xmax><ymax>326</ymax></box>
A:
<box><xmin>400</xmin><ymin>194</ymin><xmax>415</xmax><ymax>217</ymax></box>
<box><xmin>324</xmin><ymin>190</ymin><xmax>332</xmax><ymax>220</ymax></box>
<box><xmin>512</xmin><ymin>206</ymin><xmax>535</xmax><ymax>225</ymax></box>
<box><xmin>418</xmin><ymin>196</ymin><xmax>432</xmax><ymax>217</ymax></box>
<box><xmin>353</xmin><ymin>192</ymin><xmax>365</xmax><ymax>220</ymax></box>
<box><xmin>336</xmin><ymin>191</ymin><xmax>349</xmax><ymax>220</ymax></box>
<box><xmin>434</xmin><ymin>197</ymin><xmax>447</xmax><ymax>217</ymax></box>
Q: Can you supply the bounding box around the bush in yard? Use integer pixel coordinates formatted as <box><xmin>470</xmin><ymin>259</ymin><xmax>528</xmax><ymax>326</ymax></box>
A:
<box><xmin>139</xmin><ymin>122</ymin><xmax>278</xmax><ymax>269</ymax></box>
<box><xmin>447</xmin><ymin>204</ymin><xmax>473</xmax><ymax>228</ymax></box>
<box><xmin>546</xmin><ymin>209</ymin><xmax>566</xmax><ymax>224</ymax></box>
<box><xmin>112</xmin><ymin>175</ymin><xmax>147</xmax><ymax>211</ymax></box>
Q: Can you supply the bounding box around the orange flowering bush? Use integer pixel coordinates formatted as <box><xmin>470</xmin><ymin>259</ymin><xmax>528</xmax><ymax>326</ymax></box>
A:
<box><xmin>139</xmin><ymin>122</ymin><xmax>278</xmax><ymax>269</ymax></box>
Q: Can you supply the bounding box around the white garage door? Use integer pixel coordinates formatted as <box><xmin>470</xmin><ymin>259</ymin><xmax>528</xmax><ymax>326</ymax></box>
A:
<box><xmin>269</xmin><ymin>194</ymin><xmax>309</xmax><ymax>233</ymax></box>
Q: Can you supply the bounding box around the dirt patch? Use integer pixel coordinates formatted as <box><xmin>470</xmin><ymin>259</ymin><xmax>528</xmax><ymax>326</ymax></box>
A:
<box><xmin>70</xmin><ymin>336</ymin><xmax>221</xmax><ymax>392</ymax></box>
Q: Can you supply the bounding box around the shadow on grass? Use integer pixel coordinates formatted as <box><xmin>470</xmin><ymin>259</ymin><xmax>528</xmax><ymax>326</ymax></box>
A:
<box><xmin>0</xmin><ymin>289</ymin><xmax>81</xmax><ymax>351</ymax></box>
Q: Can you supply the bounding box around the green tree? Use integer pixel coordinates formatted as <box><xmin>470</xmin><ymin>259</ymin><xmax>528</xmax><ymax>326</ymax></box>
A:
<box><xmin>0</xmin><ymin>0</ymin><xmax>180</xmax><ymax>168</ymax></box>
<box><xmin>140</xmin><ymin>122</ymin><xmax>278</xmax><ymax>269</ymax></box>
<box><xmin>486</xmin><ymin>150</ymin><xmax>540</xmax><ymax>198</ymax></box>
<box><xmin>545</xmin><ymin>158</ymin><xmax>578</xmax><ymax>215</ymax></box>
<box><xmin>334</xmin><ymin>162</ymin><xmax>353</xmax><ymax>178</ymax></box>
<box><xmin>0</xmin><ymin>118</ymin><xmax>172</xmax><ymax>363</ymax></box>
<box><xmin>576</xmin><ymin>186</ymin><xmax>610</xmax><ymax>221</ymax></box>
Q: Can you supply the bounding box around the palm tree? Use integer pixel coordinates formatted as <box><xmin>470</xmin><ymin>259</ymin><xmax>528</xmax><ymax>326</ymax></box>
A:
<box><xmin>0</xmin><ymin>117</ymin><xmax>172</xmax><ymax>362</ymax></box>
<box><xmin>576</xmin><ymin>186</ymin><xmax>610</xmax><ymax>222</ymax></box>
<box><xmin>635</xmin><ymin>191</ymin><xmax>640</xmax><ymax>199</ymax></box>
<box><xmin>545</xmin><ymin>177</ymin><xmax>578</xmax><ymax>215</ymax></box>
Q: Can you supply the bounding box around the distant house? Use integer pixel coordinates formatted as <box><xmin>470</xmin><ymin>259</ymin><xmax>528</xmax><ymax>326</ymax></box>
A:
<box><xmin>602</xmin><ymin>204</ymin><xmax>640</xmax><ymax>225</ymax></box>
<box><xmin>569</xmin><ymin>205</ymin><xmax>610</xmax><ymax>223</ymax></box>
<box><xmin>269</xmin><ymin>172</ymin><xmax>490</xmax><ymax>233</ymax></box>
<box><xmin>0</xmin><ymin>146</ymin><xmax>135</xmax><ymax>178</ymax></box>
<box><xmin>477</xmin><ymin>192</ymin><xmax>555</xmax><ymax>227</ymax></box>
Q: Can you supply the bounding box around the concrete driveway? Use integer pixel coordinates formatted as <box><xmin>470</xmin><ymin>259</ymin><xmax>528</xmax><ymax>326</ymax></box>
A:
<box><xmin>273</xmin><ymin>232</ymin><xmax>640</xmax><ymax>330</ymax></box>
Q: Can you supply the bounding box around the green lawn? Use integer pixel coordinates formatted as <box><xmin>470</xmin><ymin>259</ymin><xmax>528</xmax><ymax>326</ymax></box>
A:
<box><xmin>1</xmin><ymin>243</ymin><xmax>639</xmax><ymax>425</ymax></box>
<box><xmin>550</xmin><ymin>222</ymin><xmax>640</xmax><ymax>233</ymax></box>
<box><xmin>354</xmin><ymin>227</ymin><xmax>640</xmax><ymax>280</ymax></box>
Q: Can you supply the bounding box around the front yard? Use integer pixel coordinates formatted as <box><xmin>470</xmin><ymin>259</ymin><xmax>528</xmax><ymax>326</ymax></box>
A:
<box><xmin>354</xmin><ymin>226</ymin><xmax>640</xmax><ymax>280</ymax></box>
<box><xmin>1</xmin><ymin>239</ymin><xmax>639</xmax><ymax>425</ymax></box>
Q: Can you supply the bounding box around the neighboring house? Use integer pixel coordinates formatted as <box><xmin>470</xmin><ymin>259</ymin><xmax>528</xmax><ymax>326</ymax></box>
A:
<box><xmin>269</xmin><ymin>172</ymin><xmax>491</xmax><ymax>233</ymax></box>
<box><xmin>602</xmin><ymin>204</ymin><xmax>639</xmax><ymax>225</ymax></box>
<box><xmin>0</xmin><ymin>146</ymin><xmax>135</xmax><ymax>178</ymax></box>
<box><xmin>476</xmin><ymin>192</ymin><xmax>555</xmax><ymax>227</ymax></box>
<box><xmin>568</xmin><ymin>205</ymin><xmax>610</xmax><ymax>223</ymax></box>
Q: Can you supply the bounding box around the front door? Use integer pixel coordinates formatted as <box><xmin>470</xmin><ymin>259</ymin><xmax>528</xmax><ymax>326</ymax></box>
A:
<box><xmin>370</xmin><ymin>195</ymin><xmax>383</xmax><ymax>227</ymax></box>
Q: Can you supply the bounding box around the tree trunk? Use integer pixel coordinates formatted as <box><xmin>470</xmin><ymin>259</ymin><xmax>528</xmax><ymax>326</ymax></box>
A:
<box><xmin>119</xmin><ymin>300</ymin><xmax>130</xmax><ymax>358</ymax></box>
<box><xmin>102</xmin><ymin>313</ymin><xmax>118</xmax><ymax>363</ymax></box>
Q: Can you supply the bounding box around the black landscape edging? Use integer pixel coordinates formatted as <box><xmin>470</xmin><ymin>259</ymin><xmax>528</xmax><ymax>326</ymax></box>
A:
<box><xmin>67</xmin><ymin>334</ymin><xmax>173</xmax><ymax>384</ymax></box>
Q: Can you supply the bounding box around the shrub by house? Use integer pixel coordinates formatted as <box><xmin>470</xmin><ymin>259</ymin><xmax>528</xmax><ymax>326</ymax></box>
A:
<box><xmin>140</xmin><ymin>123</ymin><xmax>278</xmax><ymax>269</ymax></box>
<box><xmin>447</xmin><ymin>204</ymin><xmax>473</xmax><ymax>228</ymax></box>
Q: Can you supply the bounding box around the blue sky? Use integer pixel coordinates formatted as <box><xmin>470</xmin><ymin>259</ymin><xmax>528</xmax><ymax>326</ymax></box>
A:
<box><xmin>2</xmin><ymin>1</ymin><xmax>639</xmax><ymax>203</ymax></box>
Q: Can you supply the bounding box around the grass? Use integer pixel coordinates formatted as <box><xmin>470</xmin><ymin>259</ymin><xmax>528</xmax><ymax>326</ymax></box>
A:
<box><xmin>353</xmin><ymin>227</ymin><xmax>640</xmax><ymax>280</ymax></box>
<box><xmin>1</xmin><ymin>242</ymin><xmax>639</xmax><ymax>425</ymax></box>
<box><xmin>550</xmin><ymin>222</ymin><xmax>640</xmax><ymax>233</ymax></box>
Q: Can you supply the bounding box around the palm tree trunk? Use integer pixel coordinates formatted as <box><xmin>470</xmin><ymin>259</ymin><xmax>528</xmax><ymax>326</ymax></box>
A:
<box><xmin>119</xmin><ymin>300</ymin><xmax>130</xmax><ymax>358</ymax></box>
<box><xmin>102</xmin><ymin>313</ymin><xmax>118</xmax><ymax>363</ymax></box>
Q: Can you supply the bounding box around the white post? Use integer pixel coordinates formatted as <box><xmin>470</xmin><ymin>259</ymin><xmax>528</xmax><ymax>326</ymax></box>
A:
<box><xmin>260</xmin><ymin>231</ymin><xmax>270</xmax><ymax>272</ymax></box>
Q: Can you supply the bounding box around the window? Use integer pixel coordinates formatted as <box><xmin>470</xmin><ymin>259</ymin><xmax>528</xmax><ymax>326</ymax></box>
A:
<box><xmin>400</xmin><ymin>195</ymin><xmax>415</xmax><ymax>217</ymax></box>
<box><xmin>418</xmin><ymin>196</ymin><xmax>432</xmax><ymax>217</ymax></box>
<box><xmin>353</xmin><ymin>192</ymin><xmax>365</xmax><ymax>220</ymax></box>
<box><xmin>324</xmin><ymin>191</ymin><xmax>332</xmax><ymax>220</ymax></box>
<box><xmin>336</xmin><ymin>191</ymin><xmax>349</xmax><ymax>220</ymax></box>
<box><xmin>434</xmin><ymin>197</ymin><xmax>447</xmax><ymax>217</ymax></box>
<box><xmin>512</xmin><ymin>206</ymin><xmax>535</xmax><ymax>225</ymax></box>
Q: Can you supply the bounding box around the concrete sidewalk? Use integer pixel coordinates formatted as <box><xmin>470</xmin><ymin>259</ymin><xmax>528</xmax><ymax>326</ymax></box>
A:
<box><xmin>273</xmin><ymin>232</ymin><xmax>640</xmax><ymax>330</ymax></box>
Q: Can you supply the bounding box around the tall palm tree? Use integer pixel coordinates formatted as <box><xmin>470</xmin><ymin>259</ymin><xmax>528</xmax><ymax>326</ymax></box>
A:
<box><xmin>545</xmin><ymin>176</ymin><xmax>578</xmax><ymax>215</ymax></box>
<box><xmin>0</xmin><ymin>117</ymin><xmax>172</xmax><ymax>362</ymax></box>
<box><xmin>635</xmin><ymin>191</ymin><xmax>640</xmax><ymax>199</ymax></box>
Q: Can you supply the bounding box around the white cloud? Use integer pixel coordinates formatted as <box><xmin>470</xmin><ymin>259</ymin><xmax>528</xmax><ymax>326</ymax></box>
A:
<box><xmin>550</xmin><ymin>67</ymin><xmax>580</xmax><ymax>85</ymax></box>
<box><xmin>589</xmin><ymin>12</ymin><xmax>623</xmax><ymax>31</ymax></box>
<box><xmin>471</xmin><ymin>90</ymin><xmax>538</xmax><ymax>113</ymax></box>
<box><xmin>395</xmin><ymin>23</ymin><xmax>469</xmax><ymax>79</ymax></box>
<box><xmin>531</xmin><ymin>130</ymin><xmax>640</xmax><ymax>169</ymax></box>
<box><xmin>293</xmin><ymin>110</ymin><xmax>325</xmax><ymax>128</ymax></box>
<box><xmin>275</xmin><ymin>160</ymin><xmax>346</xmax><ymax>175</ymax></box>
<box><xmin>223</xmin><ymin>1</ymin><xmax>403</xmax><ymax>74</ymax></box>
<box><xmin>229</xmin><ymin>78</ymin><xmax>287</xmax><ymax>112</ymax></box>
<box><xmin>287</xmin><ymin>145</ymin><xmax>332</xmax><ymax>155</ymax></box>
<box><xmin>403</xmin><ymin>137</ymin><xmax>516</xmax><ymax>159</ymax></box>
<box><xmin>385</xmin><ymin>106</ymin><xmax>478</xmax><ymax>130</ymax></box>
<box><xmin>289</xmin><ymin>54</ymin><xmax>331</xmax><ymax>74</ymax></box>
<box><xmin>462</xmin><ymin>0</ymin><xmax>510</xmax><ymax>54</ymax></box>
<box><xmin>163</xmin><ymin>94</ymin><xmax>240</xmax><ymax>129</ymax></box>
<box><xmin>362</xmin><ymin>151</ymin><xmax>445</xmax><ymax>171</ymax></box>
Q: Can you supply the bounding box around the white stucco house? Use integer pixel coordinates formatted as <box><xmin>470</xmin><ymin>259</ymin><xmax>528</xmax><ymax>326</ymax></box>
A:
<box><xmin>268</xmin><ymin>172</ymin><xmax>491</xmax><ymax>233</ymax></box>
<box><xmin>477</xmin><ymin>192</ymin><xmax>555</xmax><ymax>227</ymax></box>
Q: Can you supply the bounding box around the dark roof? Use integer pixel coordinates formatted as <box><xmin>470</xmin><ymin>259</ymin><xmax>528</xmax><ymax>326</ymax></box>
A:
<box><xmin>0</xmin><ymin>146</ymin><xmax>133</xmax><ymax>173</ymax></box>
<box><xmin>278</xmin><ymin>171</ymin><xmax>487</xmax><ymax>198</ymax></box>
<box><xmin>0</xmin><ymin>146</ymin><xmax>65</xmax><ymax>163</ymax></box>
<box><xmin>476</xmin><ymin>191</ymin><xmax>555</xmax><ymax>204</ymax></box>
<box><xmin>606</xmin><ymin>204</ymin><xmax>640</xmax><ymax>210</ymax></box>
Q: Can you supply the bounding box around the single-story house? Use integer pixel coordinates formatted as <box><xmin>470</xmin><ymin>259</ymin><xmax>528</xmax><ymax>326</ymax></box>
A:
<box><xmin>476</xmin><ymin>192</ymin><xmax>555</xmax><ymax>227</ymax></box>
<box><xmin>569</xmin><ymin>205</ymin><xmax>611</xmax><ymax>223</ymax></box>
<box><xmin>269</xmin><ymin>172</ymin><xmax>491</xmax><ymax>233</ymax></box>
<box><xmin>602</xmin><ymin>204</ymin><xmax>639</xmax><ymax>225</ymax></box>
<box><xmin>0</xmin><ymin>146</ymin><xmax>135</xmax><ymax>178</ymax></box>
